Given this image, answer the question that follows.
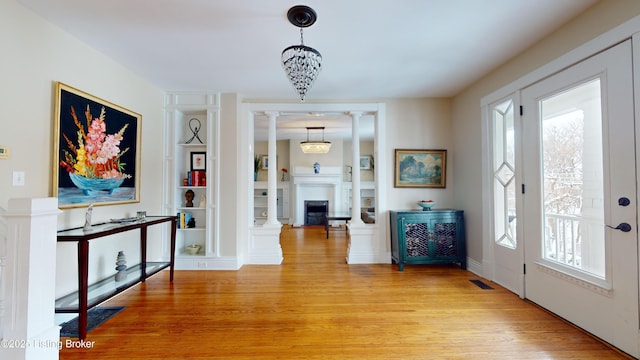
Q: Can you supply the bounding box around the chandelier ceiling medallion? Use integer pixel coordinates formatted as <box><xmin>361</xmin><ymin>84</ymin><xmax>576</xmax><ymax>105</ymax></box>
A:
<box><xmin>300</xmin><ymin>127</ymin><xmax>331</xmax><ymax>154</ymax></box>
<box><xmin>281</xmin><ymin>5</ymin><xmax>322</xmax><ymax>101</ymax></box>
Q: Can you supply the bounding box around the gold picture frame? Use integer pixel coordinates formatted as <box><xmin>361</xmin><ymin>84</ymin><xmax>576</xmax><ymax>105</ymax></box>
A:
<box><xmin>394</xmin><ymin>149</ymin><xmax>446</xmax><ymax>188</ymax></box>
<box><xmin>53</xmin><ymin>82</ymin><xmax>142</xmax><ymax>208</ymax></box>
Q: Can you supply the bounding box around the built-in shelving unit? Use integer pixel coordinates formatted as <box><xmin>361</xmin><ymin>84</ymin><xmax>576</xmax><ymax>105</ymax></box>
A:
<box><xmin>164</xmin><ymin>92</ymin><xmax>219</xmax><ymax>268</ymax></box>
<box><xmin>253</xmin><ymin>181</ymin><xmax>290</xmax><ymax>225</ymax></box>
<box><xmin>344</xmin><ymin>181</ymin><xmax>376</xmax><ymax>212</ymax></box>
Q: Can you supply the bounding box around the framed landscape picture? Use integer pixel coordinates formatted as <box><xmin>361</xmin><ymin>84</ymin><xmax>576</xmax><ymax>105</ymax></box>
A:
<box><xmin>359</xmin><ymin>155</ymin><xmax>372</xmax><ymax>170</ymax></box>
<box><xmin>53</xmin><ymin>82</ymin><xmax>142</xmax><ymax>208</ymax></box>
<box><xmin>394</xmin><ymin>149</ymin><xmax>446</xmax><ymax>188</ymax></box>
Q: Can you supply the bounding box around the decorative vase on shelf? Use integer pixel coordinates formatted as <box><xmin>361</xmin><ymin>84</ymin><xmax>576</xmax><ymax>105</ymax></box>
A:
<box><xmin>254</xmin><ymin>172</ymin><xmax>258</xmax><ymax>181</ymax></box>
<box><xmin>313</xmin><ymin>162</ymin><xmax>320</xmax><ymax>174</ymax></box>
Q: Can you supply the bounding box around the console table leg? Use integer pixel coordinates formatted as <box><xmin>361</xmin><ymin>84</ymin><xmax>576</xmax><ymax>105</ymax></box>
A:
<box><xmin>170</xmin><ymin>218</ymin><xmax>176</xmax><ymax>282</ymax></box>
<box><xmin>78</xmin><ymin>240</ymin><xmax>89</xmax><ymax>340</ymax></box>
<box><xmin>140</xmin><ymin>226</ymin><xmax>147</xmax><ymax>282</ymax></box>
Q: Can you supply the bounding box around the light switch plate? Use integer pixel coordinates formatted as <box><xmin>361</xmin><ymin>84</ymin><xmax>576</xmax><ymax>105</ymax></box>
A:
<box><xmin>12</xmin><ymin>171</ymin><xmax>25</xmax><ymax>186</ymax></box>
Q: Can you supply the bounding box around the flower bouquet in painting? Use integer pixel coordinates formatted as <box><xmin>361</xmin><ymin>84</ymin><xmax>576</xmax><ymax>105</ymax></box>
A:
<box><xmin>60</xmin><ymin>104</ymin><xmax>131</xmax><ymax>195</ymax></box>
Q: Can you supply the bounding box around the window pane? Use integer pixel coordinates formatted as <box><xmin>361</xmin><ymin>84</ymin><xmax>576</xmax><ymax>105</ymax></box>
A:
<box><xmin>540</xmin><ymin>79</ymin><xmax>605</xmax><ymax>277</ymax></box>
<box><xmin>493</xmin><ymin>99</ymin><xmax>516</xmax><ymax>249</ymax></box>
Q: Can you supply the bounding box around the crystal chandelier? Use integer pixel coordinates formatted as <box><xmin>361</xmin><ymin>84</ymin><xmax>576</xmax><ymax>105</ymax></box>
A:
<box><xmin>282</xmin><ymin>5</ymin><xmax>322</xmax><ymax>101</ymax></box>
<box><xmin>300</xmin><ymin>127</ymin><xmax>331</xmax><ymax>154</ymax></box>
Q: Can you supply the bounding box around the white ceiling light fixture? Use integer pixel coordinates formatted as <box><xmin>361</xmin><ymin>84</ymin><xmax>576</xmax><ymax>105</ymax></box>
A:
<box><xmin>300</xmin><ymin>127</ymin><xmax>331</xmax><ymax>154</ymax></box>
<box><xmin>281</xmin><ymin>5</ymin><xmax>322</xmax><ymax>101</ymax></box>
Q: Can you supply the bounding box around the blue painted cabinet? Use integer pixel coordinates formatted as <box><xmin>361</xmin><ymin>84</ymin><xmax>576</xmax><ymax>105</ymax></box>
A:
<box><xmin>390</xmin><ymin>210</ymin><xmax>466</xmax><ymax>271</ymax></box>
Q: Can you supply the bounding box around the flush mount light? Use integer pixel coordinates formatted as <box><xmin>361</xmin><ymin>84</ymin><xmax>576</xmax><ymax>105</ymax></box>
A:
<box><xmin>281</xmin><ymin>5</ymin><xmax>322</xmax><ymax>101</ymax></box>
<box><xmin>300</xmin><ymin>126</ymin><xmax>331</xmax><ymax>154</ymax></box>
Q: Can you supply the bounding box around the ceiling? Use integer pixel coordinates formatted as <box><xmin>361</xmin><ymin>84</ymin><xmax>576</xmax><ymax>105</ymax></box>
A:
<box><xmin>17</xmin><ymin>0</ymin><xmax>597</xmax><ymax>140</ymax></box>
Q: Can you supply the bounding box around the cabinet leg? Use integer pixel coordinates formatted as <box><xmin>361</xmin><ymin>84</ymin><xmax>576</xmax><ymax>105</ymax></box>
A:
<box><xmin>398</xmin><ymin>263</ymin><xmax>404</xmax><ymax>271</ymax></box>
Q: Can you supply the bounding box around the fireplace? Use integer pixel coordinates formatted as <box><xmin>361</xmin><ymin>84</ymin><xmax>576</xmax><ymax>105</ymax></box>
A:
<box><xmin>292</xmin><ymin>166</ymin><xmax>341</xmax><ymax>226</ymax></box>
<box><xmin>304</xmin><ymin>200</ymin><xmax>328</xmax><ymax>225</ymax></box>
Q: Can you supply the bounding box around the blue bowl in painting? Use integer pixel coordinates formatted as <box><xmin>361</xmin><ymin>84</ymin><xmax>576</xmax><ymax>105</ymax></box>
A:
<box><xmin>417</xmin><ymin>201</ymin><xmax>436</xmax><ymax>211</ymax></box>
<box><xmin>69</xmin><ymin>173</ymin><xmax>124</xmax><ymax>195</ymax></box>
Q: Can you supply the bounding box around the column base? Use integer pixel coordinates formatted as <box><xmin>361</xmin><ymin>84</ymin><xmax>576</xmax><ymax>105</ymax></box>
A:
<box><xmin>248</xmin><ymin>224</ymin><xmax>283</xmax><ymax>264</ymax></box>
<box><xmin>346</xmin><ymin>224</ymin><xmax>380</xmax><ymax>264</ymax></box>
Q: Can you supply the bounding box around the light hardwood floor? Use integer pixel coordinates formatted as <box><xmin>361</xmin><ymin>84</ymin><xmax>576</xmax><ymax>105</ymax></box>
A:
<box><xmin>59</xmin><ymin>225</ymin><xmax>632</xmax><ymax>359</ymax></box>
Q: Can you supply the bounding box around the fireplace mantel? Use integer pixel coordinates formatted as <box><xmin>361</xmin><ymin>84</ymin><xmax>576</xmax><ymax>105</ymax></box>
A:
<box><xmin>293</xmin><ymin>165</ymin><xmax>341</xmax><ymax>178</ymax></box>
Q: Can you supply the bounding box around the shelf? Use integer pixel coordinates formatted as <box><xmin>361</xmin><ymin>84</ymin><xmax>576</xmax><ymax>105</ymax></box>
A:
<box><xmin>177</xmin><ymin>143</ymin><xmax>207</xmax><ymax>147</ymax></box>
<box><xmin>178</xmin><ymin>251</ymin><xmax>204</xmax><ymax>257</ymax></box>
<box><xmin>253</xmin><ymin>182</ymin><xmax>289</xmax><ymax>224</ymax></box>
<box><xmin>55</xmin><ymin>262</ymin><xmax>170</xmax><ymax>312</ymax></box>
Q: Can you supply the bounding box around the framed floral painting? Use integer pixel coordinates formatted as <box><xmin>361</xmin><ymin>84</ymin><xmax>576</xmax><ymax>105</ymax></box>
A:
<box><xmin>394</xmin><ymin>149</ymin><xmax>446</xmax><ymax>188</ymax></box>
<box><xmin>53</xmin><ymin>82</ymin><xmax>141</xmax><ymax>208</ymax></box>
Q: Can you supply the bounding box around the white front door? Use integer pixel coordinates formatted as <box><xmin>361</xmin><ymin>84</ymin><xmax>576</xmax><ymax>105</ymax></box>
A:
<box><xmin>521</xmin><ymin>40</ymin><xmax>638</xmax><ymax>356</ymax></box>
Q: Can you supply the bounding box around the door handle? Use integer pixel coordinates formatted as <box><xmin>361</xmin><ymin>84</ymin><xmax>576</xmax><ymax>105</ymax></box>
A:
<box><xmin>606</xmin><ymin>223</ymin><xmax>632</xmax><ymax>232</ymax></box>
<box><xmin>618</xmin><ymin>197</ymin><xmax>631</xmax><ymax>206</ymax></box>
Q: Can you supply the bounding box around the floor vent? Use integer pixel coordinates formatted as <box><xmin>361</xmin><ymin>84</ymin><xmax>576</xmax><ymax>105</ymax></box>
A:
<box><xmin>470</xmin><ymin>279</ymin><xmax>494</xmax><ymax>290</ymax></box>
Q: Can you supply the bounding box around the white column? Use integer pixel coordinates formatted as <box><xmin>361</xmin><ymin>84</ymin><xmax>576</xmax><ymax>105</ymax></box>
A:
<box><xmin>350</xmin><ymin>112</ymin><xmax>364</xmax><ymax>225</ymax></box>
<box><xmin>264</xmin><ymin>111</ymin><xmax>281</xmax><ymax>226</ymax></box>
<box><xmin>1</xmin><ymin>198</ymin><xmax>62</xmax><ymax>360</ymax></box>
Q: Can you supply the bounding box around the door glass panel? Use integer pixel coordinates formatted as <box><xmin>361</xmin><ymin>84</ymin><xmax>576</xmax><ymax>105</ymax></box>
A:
<box><xmin>540</xmin><ymin>79</ymin><xmax>605</xmax><ymax>278</ymax></box>
<box><xmin>492</xmin><ymin>99</ymin><xmax>516</xmax><ymax>248</ymax></box>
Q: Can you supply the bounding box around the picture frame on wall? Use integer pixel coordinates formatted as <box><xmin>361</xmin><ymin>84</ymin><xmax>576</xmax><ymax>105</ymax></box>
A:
<box><xmin>190</xmin><ymin>152</ymin><xmax>206</xmax><ymax>171</ymax></box>
<box><xmin>359</xmin><ymin>155</ymin><xmax>372</xmax><ymax>170</ymax></box>
<box><xmin>261</xmin><ymin>155</ymin><xmax>269</xmax><ymax>169</ymax></box>
<box><xmin>394</xmin><ymin>149</ymin><xmax>446</xmax><ymax>188</ymax></box>
<box><xmin>53</xmin><ymin>82</ymin><xmax>141</xmax><ymax>208</ymax></box>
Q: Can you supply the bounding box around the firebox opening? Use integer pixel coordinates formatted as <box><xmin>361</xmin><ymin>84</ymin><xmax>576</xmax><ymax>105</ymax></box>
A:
<box><xmin>304</xmin><ymin>200</ymin><xmax>328</xmax><ymax>226</ymax></box>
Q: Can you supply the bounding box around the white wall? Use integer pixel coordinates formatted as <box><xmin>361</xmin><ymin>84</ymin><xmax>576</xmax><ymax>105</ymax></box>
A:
<box><xmin>219</xmin><ymin>93</ymin><xmax>240</xmax><ymax>257</ymax></box>
<box><xmin>254</xmin><ymin>140</ymin><xmax>291</xmax><ymax>182</ymax></box>
<box><xmin>290</xmin><ymin>138</ymin><xmax>345</xmax><ymax>171</ymax></box>
<box><xmin>384</xmin><ymin>98</ymin><xmax>454</xmax><ymax>211</ymax></box>
<box><xmin>254</xmin><ymin>139</ymin><xmax>375</xmax><ymax>183</ymax></box>
<box><xmin>343</xmin><ymin>140</ymin><xmax>375</xmax><ymax>182</ymax></box>
<box><xmin>1</xmin><ymin>1</ymin><xmax>165</xmax><ymax>297</ymax></box>
<box><xmin>451</xmin><ymin>0</ymin><xmax>640</xmax><ymax>263</ymax></box>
